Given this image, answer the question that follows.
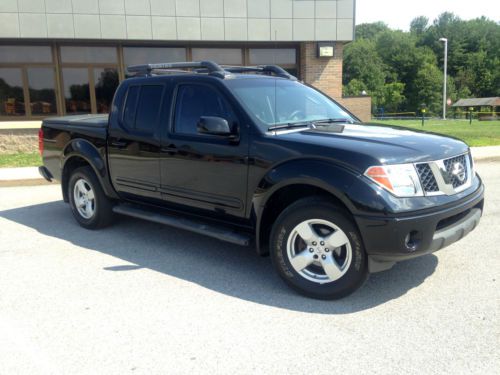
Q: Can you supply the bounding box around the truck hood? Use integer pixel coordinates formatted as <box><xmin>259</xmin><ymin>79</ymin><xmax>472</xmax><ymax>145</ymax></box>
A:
<box><xmin>273</xmin><ymin>123</ymin><xmax>469</xmax><ymax>170</ymax></box>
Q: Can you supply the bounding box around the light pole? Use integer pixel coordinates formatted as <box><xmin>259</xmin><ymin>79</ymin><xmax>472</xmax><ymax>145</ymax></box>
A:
<box><xmin>439</xmin><ymin>38</ymin><xmax>448</xmax><ymax>120</ymax></box>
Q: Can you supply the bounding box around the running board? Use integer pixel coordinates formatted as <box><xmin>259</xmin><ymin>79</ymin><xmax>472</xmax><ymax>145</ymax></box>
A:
<box><xmin>112</xmin><ymin>204</ymin><xmax>252</xmax><ymax>246</ymax></box>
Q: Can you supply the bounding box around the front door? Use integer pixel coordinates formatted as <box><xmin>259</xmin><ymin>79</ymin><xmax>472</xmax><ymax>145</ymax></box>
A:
<box><xmin>160</xmin><ymin>81</ymin><xmax>249</xmax><ymax>218</ymax></box>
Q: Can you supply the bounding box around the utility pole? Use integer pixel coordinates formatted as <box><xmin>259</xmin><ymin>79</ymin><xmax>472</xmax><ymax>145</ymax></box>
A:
<box><xmin>439</xmin><ymin>38</ymin><xmax>448</xmax><ymax>120</ymax></box>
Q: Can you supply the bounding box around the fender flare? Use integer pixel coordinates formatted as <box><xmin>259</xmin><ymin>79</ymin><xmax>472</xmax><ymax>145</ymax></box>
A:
<box><xmin>61</xmin><ymin>139</ymin><xmax>118</xmax><ymax>201</ymax></box>
<box><xmin>251</xmin><ymin>159</ymin><xmax>371</xmax><ymax>254</ymax></box>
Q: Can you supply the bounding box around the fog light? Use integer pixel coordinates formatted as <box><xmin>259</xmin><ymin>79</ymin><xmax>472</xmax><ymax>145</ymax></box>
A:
<box><xmin>405</xmin><ymin>231</ymin><xmax>420</xmax><ymax>252</ymax></box>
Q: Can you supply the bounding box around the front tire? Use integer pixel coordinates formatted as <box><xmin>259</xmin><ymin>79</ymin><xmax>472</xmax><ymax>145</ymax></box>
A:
<box><xmin>270</xmin><ymin>197</ymin><xmax>368</xmax><ymax>300</ymax></box>
<box><xmin>68</xmin><ymin>166</ymin><xmax>114</xmax><ymax>229</ymax></box>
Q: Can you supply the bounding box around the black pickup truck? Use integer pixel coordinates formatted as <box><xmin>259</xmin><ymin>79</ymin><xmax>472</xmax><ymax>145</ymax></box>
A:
<box><xmin>39</xmin><ymin>61</ymin><xmax>484</xmax><ymax>299</ymax></box>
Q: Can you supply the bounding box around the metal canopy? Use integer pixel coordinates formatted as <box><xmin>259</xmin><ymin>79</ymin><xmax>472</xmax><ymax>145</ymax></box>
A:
<box><xmin>452</xmin><ymin>97</ymin><xmax>500</xmax><ymax>107</ymax></box>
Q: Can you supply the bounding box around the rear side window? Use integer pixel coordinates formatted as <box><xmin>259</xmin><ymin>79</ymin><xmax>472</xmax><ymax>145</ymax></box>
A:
<box><xmin>122</xmin><ymin>84</ymin><xmax>164</xmax><ymax>132</ymax></box>
<box><xmin>174</xmin><ymin>84</ymin><xmax>234</xmax><ymax>135</ymax></box>
<box><xmin>123</xmin><ymin>86</ymin><xmax>140</xmax><ymax>128</ymax></box>
<box><xmin>135</xmin><ymin>85</ymin><xmax>164</xmax><ymax>132</ymax></box>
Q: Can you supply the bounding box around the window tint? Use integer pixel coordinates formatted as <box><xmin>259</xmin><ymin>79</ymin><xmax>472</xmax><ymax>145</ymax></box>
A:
<box><xmin>249</xmin><ymin>49</ymin><xmax>296</xmax><ymax>65</ymax></box>
<box><xmin>226</xmin><ymin>79</ymin><xmax>354</xmax><ymax>128</ymax></box>
<box><xmin>123</xmin><ymin>86</ymin><xmax>140</xmax><ymax>128</ymax></box>
<box><xmin>0</xmin><ymin>68</ymin><xmax>25</xmax><ymax>116</ymax></box>
<box><xmin>28</xmin><ymin>68</ymin><xmax>57</xmax><ymax>115</ymax></box>
<box><xmin>123</xmin><ymin>47</ymin><xmax>186</xmax><ymax>67</ymax></box>
<box><xmin>62</xmin><ymin>68</ymin><xmax>90</xmax><ymax>114</ymax></box>
<box><xmin>0</xmin><ymin>46</ymin><xmax>52</xmax><ymax>63</ymax></box>
<box><xmin>94</xmin><ymin>68</ymin><xmax>119</xmax><ymax>114</ymax></box>
<box><xmin>192</xmin><ymin>48</ymin><xmax>242</xmax><ymax>65</ymax></box>
<box><xmin>174</xmin><ymin>85</ymin><xmax>233</xmax><ymax>135</ymax></box>
<box><xmin>135</xmin><ymin>85</ymin><xmax>163</xmax><ymax>132</ymax></box>
<box><xmin>60</xmin><ymin>46</ymin><xmax>117</xmax><ymax>63</ymax></box>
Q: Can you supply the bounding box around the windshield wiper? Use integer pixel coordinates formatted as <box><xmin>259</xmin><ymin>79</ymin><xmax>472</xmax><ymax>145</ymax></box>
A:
<box><xmin>268</xmin><ymin>118</ymin><xmax>355</xmax><ymax>132</ymax></box>
<box><xmin>268</xmin><ymin>122</ymin><xmax>312</xmax><ymax>131</ymax></box>
<box><xmin>312</xmin><ymin>118</ymin><xmax>354</xmax><ymax>126</ymax></box>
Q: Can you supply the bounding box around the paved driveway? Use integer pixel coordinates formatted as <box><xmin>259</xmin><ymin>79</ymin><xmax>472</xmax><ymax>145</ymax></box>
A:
<box><xmin>0</xmin><ymin>163</ymin><xmax>498</xmax><ymax>375</ymax></box>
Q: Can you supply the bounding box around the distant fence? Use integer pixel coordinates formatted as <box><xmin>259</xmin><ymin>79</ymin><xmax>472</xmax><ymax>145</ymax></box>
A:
<box><xmin>373</xmin><ymin>111</ymin><xmax>500</xmax><ymax>121</ymax></box>
<box><xmin>373</xmin><ymin>112</ymin><xmax>427</xmax><ymax>121</ymax></box>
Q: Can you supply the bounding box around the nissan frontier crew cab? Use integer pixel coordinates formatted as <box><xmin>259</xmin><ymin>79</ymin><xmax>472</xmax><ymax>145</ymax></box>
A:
<box><xmin>39</xmin><ymin>61</ymin><xmax>484</xmax><ymax>299</ymax></box>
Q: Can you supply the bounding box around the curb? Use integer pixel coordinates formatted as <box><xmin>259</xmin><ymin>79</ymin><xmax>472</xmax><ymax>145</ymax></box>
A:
<box><xmin>475</xmin><ymin>156</ymin><xmax>500</xmax><ymax>163</ymax></box>
<box><xmin>0</xmin><ymin>179</ymin><xmax>55</xmax><ymax>187</ymax></box>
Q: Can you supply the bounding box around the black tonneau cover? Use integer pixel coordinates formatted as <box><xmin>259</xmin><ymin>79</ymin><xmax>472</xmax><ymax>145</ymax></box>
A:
<box><xmin>43</xmin><ymin>114</ymin><xmax>108</xmax><ymax>128</ymax></box>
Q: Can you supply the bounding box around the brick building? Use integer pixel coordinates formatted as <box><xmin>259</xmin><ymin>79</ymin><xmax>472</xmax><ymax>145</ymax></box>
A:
<box><xmin>0</xmin><ymin>0</ymin><xmax>370</xmax><ymax>122</ymax></box>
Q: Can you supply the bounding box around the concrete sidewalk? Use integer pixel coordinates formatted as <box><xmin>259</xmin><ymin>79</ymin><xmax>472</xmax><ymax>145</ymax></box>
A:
<box><xmin>1</xmin><ymin>146</ymin><xmax>499</xmax><ymax>187</ymax></box>
<box><xmin>0</xmin><ymin>121</ymin><xmax>42</xmax><ymax>130</ymax></box>
<box><xmin>471</xmin><ymin>145</ymin><xmax>500</xmax><ymax>162</ymax></box>
<box><xmin>0</xmin><ymin>167</ymin><xmax>52</xmax><ymax>187</ymax></box>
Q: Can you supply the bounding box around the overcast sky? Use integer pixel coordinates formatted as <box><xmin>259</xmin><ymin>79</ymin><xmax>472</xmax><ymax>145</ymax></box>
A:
<box><xmin>356</xmin><ymin>0</ymin><xmax>500</xmax><ymax>30</ymax></box>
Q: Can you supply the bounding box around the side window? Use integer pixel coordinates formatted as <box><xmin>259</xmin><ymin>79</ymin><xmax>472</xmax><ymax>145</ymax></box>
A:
<box><xmin>123</xmin><ymin>86</ymin><xmax>140</xmax><ymax>128</ymax></box>
<box><xmin>174</xmin><ymin>84</ymin><xmax>234</xmax><ymax>135</ymax></box>
<box><xmin>122</xmin><ymin>85</ymin><xmax>163</xmax><ymax>133</ymax></box>
<box><xmin>135</xmin><ymin>85</ymin><xmax>163</xmax><ymax>132</ymax></box>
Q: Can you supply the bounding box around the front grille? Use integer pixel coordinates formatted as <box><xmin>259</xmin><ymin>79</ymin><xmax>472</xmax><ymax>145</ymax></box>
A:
<box><xmin>416</xmin><ymin>163</ymin><xmax>439</xmax><ymax>192</ymax></box>
<box><xmin>443</xmin><ymin>154</ymin><xmax>468</xmax><ymax>188</ymax></box>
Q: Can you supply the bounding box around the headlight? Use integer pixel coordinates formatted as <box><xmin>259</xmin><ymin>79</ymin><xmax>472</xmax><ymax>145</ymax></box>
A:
<box><xmin>365</xmin><ymin>164</ymin><xmax>424</xmax><ymax>197</ymax></box>
<box><xmin>469</xmin><ymin>149</ymin><xmax>476</xmax><ymax>179</ymax></box>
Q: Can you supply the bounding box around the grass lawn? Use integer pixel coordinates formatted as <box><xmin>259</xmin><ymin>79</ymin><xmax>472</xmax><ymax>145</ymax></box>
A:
<box><xmin>0</xmin><ymin>153</ymin><xmax>42</xmax><ymax>168</ymax></box>
<box><xmin>371</xmin><ymin>119</ymin><xmax>500</xmax><ymax>147</ymax></box>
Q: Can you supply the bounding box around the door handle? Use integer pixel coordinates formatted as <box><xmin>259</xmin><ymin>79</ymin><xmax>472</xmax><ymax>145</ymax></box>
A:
<box><xmin>111</xmin><ymin>140</ymin><xmax>127</xmax><ymax>148</ymax></box>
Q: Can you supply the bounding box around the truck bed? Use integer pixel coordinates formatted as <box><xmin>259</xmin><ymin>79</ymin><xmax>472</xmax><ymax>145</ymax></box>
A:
<box><xmin>43</xmin><ymin>114</ymin><xmax>109</xmax><ymax>128</ymax></box>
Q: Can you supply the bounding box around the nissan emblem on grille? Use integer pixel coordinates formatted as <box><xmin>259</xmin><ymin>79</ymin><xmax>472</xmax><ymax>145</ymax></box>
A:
<box><xmin>444</xmin><ymin>155</ymin><xmax>469</xmax><ymax>189</ymax></box>
<box><xmin>416</xmin><ymin>153</ymin><xmax>471</xmax><ymax>195</ymax></box>
<box><xmin>452</xmin><ymin>162</ymin><xmax>466</xmax><ymax>183</ymax></box>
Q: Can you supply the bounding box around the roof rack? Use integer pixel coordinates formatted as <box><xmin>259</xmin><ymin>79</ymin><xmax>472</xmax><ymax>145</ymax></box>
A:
<box><xmin>126</xmin><ymin>61</ymin><xmax>297</xmax><ymax>80</ymax></box>
<box><xmin>222</xmin><ymin>65</ymin><xmax>297</xmax><ymax>80</ymax></box>
<box><xmin>127</xmin><ymin>61</ymin><xmax>227</xmax><ymax>78</ymax></box>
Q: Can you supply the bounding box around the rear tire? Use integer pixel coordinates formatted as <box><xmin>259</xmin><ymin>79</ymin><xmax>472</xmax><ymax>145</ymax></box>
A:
<box><xmin>270</xmin><ymin>197</ymin><xmax>368</xmax><ymax>300</ymax></box>
<box><xmin>68</xmin><ymin>166</ymin><xmax>114</xmax><ymax>229</ymax></box>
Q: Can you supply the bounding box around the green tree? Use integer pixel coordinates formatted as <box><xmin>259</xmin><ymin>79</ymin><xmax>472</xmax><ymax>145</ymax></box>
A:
<box><xmin>410</xmin><ymin>16</ymin><xmax>429</xmax><ymax>36</ymax></box>
<box><xmin>355</xmin><ymin>22</ymin><xmax>390</xmax><ymax>41</ymax></box>
<box><xmin>413</xmin><ymin>63</ymin><xmax>443</xmax><ymax>113</ymax></box>
<box><xmin>343</xmin><ymin>79</ymin><xmax>367</xmax><ymax>97</ymax></box>
<box><xmin>381</xmin><ymin>82</ymin><xmax>406</xmax><ymax>112</ymax></box>
<box><xmin>343</xmin><ymin>15</ymin><xmax>499</xmax><ymax>114</ymax></box>
<box><xmin>343</xmin><ymin>39</ymin><xmax>387</xmax><ymax>108</ymax></box>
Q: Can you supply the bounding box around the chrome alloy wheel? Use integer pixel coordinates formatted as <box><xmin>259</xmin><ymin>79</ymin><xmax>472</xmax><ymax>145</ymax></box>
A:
<box><xmin>73</xmin><ymin>178</ymin><xmax>96</xmax><ymax>219</ymax></box>
<box><xmin>286</xmin><ymin>219</ymin><xmax>352</xmax><ymax>284</ymax></box>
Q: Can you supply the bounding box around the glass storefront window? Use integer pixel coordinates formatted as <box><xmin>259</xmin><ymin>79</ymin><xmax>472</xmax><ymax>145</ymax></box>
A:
<box><xmin>61</xmin><ymin>46</ymin><xmax>117</xmax><ymax>64</ymax></box>
<box><xmin>0</xmin><ymin>46</ymin><xmax>52</xmax><ymax>63</ymax></box>
<box><xmin>0</xmin><ymin>68</ymin><xmax>25</xmax><ymax>116</ymax></box>
<box><xmin>1</xmin><ymin>44</ymin><xmax>298</xmax><ymax>118</ymax></box>
<box><xmin>27</xmin><ymin>68</ymin><xmax>57</xmax><ymax>115</ymax></box>
<box><xmin>249</xmin><ymin>49</ymin><xmax>296</xmax><ymax>65</ymax></box>
<box><xmin>94</xmin><ymin>68</ymin><xmax>119</xmax><ymax>114</ymax></box>
<box><xmin>123</xmin><ymin>47</ymin><xmax>186</xmax><ymax>67</ymax></box>
<box><xmin>192</xmin><ymin>48</ymin><xmax>243</xmax><ymax>65</ymax></box>
<box><xmin>63</xmin><ymin>68</ymin><xmax>91</xmax><ymax>114</ymax></box>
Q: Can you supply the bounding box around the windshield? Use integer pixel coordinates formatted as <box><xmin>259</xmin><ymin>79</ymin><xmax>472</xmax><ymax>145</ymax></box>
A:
<box><xmin>226</xmin><ymin>78</ymin><xmax>356</xmax><ymax>130</ymax></box>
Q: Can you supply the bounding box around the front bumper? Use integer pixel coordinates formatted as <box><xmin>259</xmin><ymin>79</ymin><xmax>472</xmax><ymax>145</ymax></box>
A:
<box><xmin>354</xmin><ymin>183</ymin><xmax>484</xmax><ymax>273</ymax></box>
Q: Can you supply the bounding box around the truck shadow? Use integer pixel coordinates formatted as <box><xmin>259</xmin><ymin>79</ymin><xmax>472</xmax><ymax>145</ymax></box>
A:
<box><xmin>0</xmin><ymin>200</ymin><xmax>438</xmax><ymax>314</ymax></box>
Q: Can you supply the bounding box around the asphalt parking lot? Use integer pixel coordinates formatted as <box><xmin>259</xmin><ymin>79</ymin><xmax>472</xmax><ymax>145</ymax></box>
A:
<box><xmin>0</xmin><ymin>162</ymin><xmax>498</xmax><ymax>375</ymax></box>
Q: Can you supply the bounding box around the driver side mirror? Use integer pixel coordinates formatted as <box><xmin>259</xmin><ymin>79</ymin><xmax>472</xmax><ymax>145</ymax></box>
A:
<box><xmin>197</xmin><ymin>116</ymin><xmax>232</xmax><ymax>136</ymax></box>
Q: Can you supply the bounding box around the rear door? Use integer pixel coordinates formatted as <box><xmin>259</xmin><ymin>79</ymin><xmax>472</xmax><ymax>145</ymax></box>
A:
<box><xmin>107</xmin><ymin>82</ymin><xmax>166</xmax><ymax>201</ymax></box>
<box><xmin>160</xmin><ymin>79</ymin><xmax>249</xmax><ymax>218</ymax></box>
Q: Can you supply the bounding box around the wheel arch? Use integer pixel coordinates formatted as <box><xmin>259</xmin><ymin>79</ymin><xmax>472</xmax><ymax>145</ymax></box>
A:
<box><xmin>253</xmin><ymin>160</ymin><xmax>361</xmax><ymax>256</ymax></box>
<box><xmin>61</xmin><ymin>139</ymin><xmax>118</xmax><ymax>202</ymax></box>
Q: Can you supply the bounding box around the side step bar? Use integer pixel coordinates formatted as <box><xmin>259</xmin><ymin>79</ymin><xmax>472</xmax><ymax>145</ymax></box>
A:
<box><xmin>112</xmin><ymin>204</ymin><xmax>252</xmax><ymax>246</ymax></box>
